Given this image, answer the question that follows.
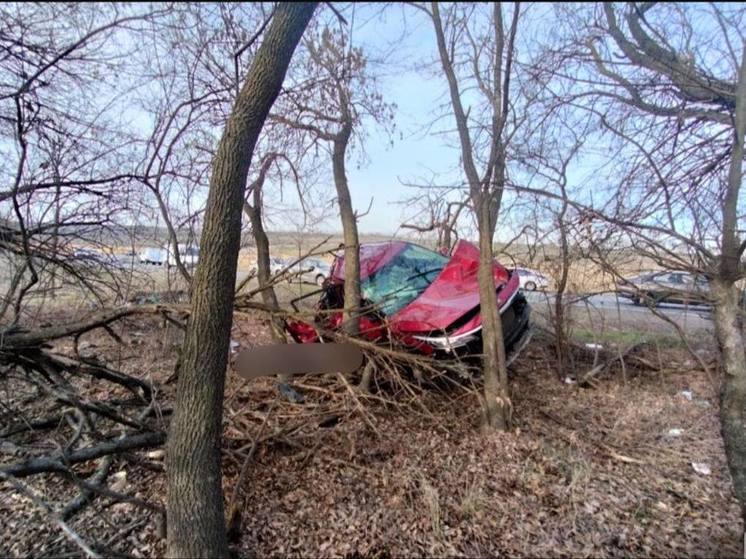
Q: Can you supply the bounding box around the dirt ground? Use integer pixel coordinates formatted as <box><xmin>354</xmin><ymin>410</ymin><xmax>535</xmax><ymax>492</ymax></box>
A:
<box><xmin>0</xmin><ymin>312</ymin><xmax>742</xmax><ymax>558</ymax></box>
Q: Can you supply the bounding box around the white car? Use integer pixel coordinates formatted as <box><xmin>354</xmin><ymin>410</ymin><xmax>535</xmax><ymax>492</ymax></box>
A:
<box><xmin>270</xmin><ymin>256</ymin><xmax>330</xmax><ymax>286</ymax></box>
<box><xmin>514</xmin><ymin>267</ymin><xmax>549</xmax><ymax>291</ymax></box>
<box><xmin>138</xmin><ymin>247</ymin><xmax>168</xmax><ymax>265</ymax></box>
<box><xmin>166</xmin><ymin>244</ymin><xmax>199</xmax><ymax>267</ymax></box>
<box><xmin>269</xmin><ymin>257</ymin><xmax>287</xmax><ymax>276</ymax></box>
<box><xmin>298</xmin><ymin>258</ymin><xmax>331</xmax><ymax>286</ymax></box>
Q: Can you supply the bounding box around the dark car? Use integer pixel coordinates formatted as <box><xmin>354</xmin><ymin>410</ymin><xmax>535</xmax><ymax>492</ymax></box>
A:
<box><xmin>285</xmin><ymin>240</ymin><xmax>532</xmax><ymax>358</ymax></box>
<box><xmin>615</xmin><ymin>270</ymin><xmax>712</xmax><ymax>306</ymax></box>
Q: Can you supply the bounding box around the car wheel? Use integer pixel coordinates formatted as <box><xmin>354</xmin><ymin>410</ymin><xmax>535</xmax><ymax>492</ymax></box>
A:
<box><xmin>525</xmin><ymin>280</ymin><xmax>537</xmax><ymax>291</ymax></box>
<box><xmin>316</xmin><ymin>274</ymin><xmax>325</xmax><ymax>287</ymax></box>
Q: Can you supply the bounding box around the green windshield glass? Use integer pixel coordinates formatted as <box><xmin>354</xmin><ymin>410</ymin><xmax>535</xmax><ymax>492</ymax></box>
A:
<box><xmin>361</xmin><ymin>244</ymin><xmax>448</xmax><ymax>316</ymax></box>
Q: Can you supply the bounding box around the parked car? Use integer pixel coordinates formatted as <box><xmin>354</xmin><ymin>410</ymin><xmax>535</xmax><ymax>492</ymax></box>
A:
<box><xmin>292</xmin><ymin>257</ymin><xmax>331</xmax><ymax>286</ymax></box>
<box><xmin>514</xmin><ymin>267</ymin><xmax>549</xmax><ymax>291</ymax></box>
<box><xmin>269</xmin><ymin>257</ymin><xmax>288</xmax><ymax>276</ymax></box>
<box><xmin>285</xmin><ymin>240</ymin><xmax>532</xmax><ymax>357</ymax></box>
<box><xmin>270</xmin><ymin>256</ymin><xmax>331</xmax><ymax>286</ymax></box>
<box><xmin>166</xmin><ymin>244</ymin><xmax>199</xmax><ymax>268</ymax></box>
<box><xmin>72</xmin><ymin>247</ymin><xmax>123</xmax><ymax>268</ymax></box>
<box><xmin>138</xmin><ymin>247</ymin><xmax>168</xmax><ymax>265</ymax></box>
<box><xmin>72</xmin><ymin>247</ymin><xmax>101</xmax><ymax>260</ymax></box>
<box><xmin>615</xmin><ymin>270</ymin><xmax>712</xmax><ymax>306</ymax></box>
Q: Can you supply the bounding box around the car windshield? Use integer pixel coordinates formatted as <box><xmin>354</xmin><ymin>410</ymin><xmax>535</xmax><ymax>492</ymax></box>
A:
<box><xmin>361</xmin><ymin>244</ymin><xmax>448</xmax><ymax>316</ymax></box>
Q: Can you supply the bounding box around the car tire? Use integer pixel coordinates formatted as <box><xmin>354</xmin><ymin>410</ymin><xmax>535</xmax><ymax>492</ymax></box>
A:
<box><xmin>525</xmin><ymin>280</ymin><xmax>537</xmax><ymax>291</ymax></box>
<box><xmin>316</xmin><ymin>274</ymin><xmax>325</xmax><ymax>287</ymax></box>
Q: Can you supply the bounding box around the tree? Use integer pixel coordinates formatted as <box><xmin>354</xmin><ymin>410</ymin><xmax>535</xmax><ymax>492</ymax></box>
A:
<box><xmin>165</xmin><ymin>4</ymin><xmax>316</xmax><ymax>557</ymax></box>
<box><xmin>415</xmin><ymin>1</ymin><xmax>521</xmax><ymax>430</ymax></box>
<box><xmin>0</xmin><ymin>3</ymin><xmax>167</xmax><ymax>319</ymax></box>
<box><xmin>272</xmin><ymin>24</ymin><xmax>395</xmax><ymax>335</ymax></box>
<box><xmin>402</xmin><ymin>191</ymin><xmax>468</xmax><ymax>254</ymax></box>
<box><xmin>545</xmin><ymin>1</ymin><xmax>746</xmax><ymax>539</ymax></box>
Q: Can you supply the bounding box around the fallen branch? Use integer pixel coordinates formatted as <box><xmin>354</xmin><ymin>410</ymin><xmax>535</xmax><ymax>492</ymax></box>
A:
<box><xmin>1</xmin><ymin>304</ymin><xmax>188</xmax><ymax>349</ymax></box>
<box><xmin>61</xmin><ymin>455</ymin><xmax>114</xmax><ymax>520</ymax></box>
<box><xmin>1</xmin><ymin>431</ymin><xmax>165</xmax><ymax>477</ymax></box>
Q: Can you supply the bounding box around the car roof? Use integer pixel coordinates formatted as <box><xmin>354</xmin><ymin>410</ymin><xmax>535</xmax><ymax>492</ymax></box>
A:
<box><xmin>332</xmin><ymin>241</ymin><xmax>412</xmax><ymax>282</ymax></box>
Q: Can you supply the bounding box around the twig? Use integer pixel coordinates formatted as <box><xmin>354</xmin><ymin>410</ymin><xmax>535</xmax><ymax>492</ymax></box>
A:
<box><xmin>61</xmin><ymin>455</ymin><xmax>114</xmax><ymax>520</ymax></box>
<box><xmin>0</xmin><ymin>471</ymin><xmax>101</xmax><ymax>558</ymax></box>
<box><xmin>337</xmin><ymin>372</ymin><xmax>381</xmax><ymax>438</ymax></box>
<box><xmin>226</xmin><ymin>403</ymin><xmax>276</xmax><ymax>542</ymax></box>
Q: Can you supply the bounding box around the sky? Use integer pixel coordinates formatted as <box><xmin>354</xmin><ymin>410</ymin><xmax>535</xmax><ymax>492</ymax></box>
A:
<box><xmin>8</xmin><ymin>2</ymin><xmax>735</xmax><ymax>247</ymax></box>
<box><xmin>303</xmin><ymin>3</ymin><xmax>581</xmax><ymax>240</ymax></box>
<box><xmin>323</xmin><ymin>5</ymin><xmax>468</xmax><ymax>236</ymax></box>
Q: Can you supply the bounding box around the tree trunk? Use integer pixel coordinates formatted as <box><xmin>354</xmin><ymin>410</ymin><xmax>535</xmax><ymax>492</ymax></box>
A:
<box><xmin>165</xmin><ymin>4</ymin><xmax>315</xmax><ymax>558</ymax></box>
<box><xmin>713</xmin><ymin>279</ymin><xmax>746</xmax><ymax>532</ymax></box>
<box><xmin>554</xmin><ymin>195</ymin><xmax>571</xmax><ymax>380</ymax></box>
<box><xmin>244</xmin><ymin>197</ymin><xmax>285</xmax><ymax>342</ymax></box>
<box><xmin>333</xmin><ymin>124</ymin><xmax>360</xmax><ymax>336</ymax></box>
<box><xmin>476</xmin><ymin>192</ymin><xmax>511</xmax><ymax>431</ymax></box>
<box><xmin>714</xmin><ymin>45</ymin><xmax>746</xmax><ymax>548</ymax></box>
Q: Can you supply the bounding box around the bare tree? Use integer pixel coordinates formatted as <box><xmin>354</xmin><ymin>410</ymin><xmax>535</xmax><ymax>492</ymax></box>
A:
<box><xmin>165</xmin><ymin>4</ymin><xmax>316</xmax><ymax>557</ymax></box>
<box><xmin>541</xmin><ymin>1</ymin><xmax>746</xmax><ymax>536</ymax></box>
<box><xmin>402</xmin><ymin>190</ymin><xmax>468</xmax><ymax>254</ymax></box>
<box><xmin>412</xmin><ymin>1</ymin><xmax>521</xmax><ymax>430</ymax></box>
<box><xmin>272</xmin><ymin>23</ymin><xmax>395</xmax><ymax>335</ymax></box>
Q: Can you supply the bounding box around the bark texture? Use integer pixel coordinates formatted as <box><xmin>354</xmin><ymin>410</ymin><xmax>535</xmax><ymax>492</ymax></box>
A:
<box><xmin>714</xmin><ymin>45</ymin><xmax>746</xmax><ymax>537</ymax></box>
<box><xmin>713</xmin><ymin>280</ymin><xmax>746</xmax><ymax>524</ymax></box>
<box><xmin>165</xmin><ymin>4</ymin><xmax>316</xmax><ymax>557</ymax></box>
<box><xmin>333</xmin><ymin>119</ymin><xmax>360</xmax><ymax>336</ymax></box>
<box><xmin>476</xmin><ymin>193</ymin><xmax>511</xmax><ymax>431</ymax></box>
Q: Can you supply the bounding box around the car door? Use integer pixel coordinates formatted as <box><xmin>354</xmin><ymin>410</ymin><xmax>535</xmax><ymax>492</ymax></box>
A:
<box><xmin>663</xmin><ymin>272</ymin><xmax>686</xmax><ymax>302</ymax></box>
<box><xmin>690</xmin><ymin>273</ymin><xmax>711</xmax><ymax>304</ymax></box>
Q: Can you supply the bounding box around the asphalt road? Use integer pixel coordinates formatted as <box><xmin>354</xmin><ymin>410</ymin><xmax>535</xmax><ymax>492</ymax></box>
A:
<box><xmin>523</xmin><ymin>290</ymin><xmax>713</xmax><ymax>334</ymax></box>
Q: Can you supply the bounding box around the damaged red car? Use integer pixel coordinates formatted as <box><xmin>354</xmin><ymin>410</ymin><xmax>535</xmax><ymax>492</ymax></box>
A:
<box><xmin>285</xmin><ymin>240</ymin><xmax>532</xmax><ymax>358</ymax></box>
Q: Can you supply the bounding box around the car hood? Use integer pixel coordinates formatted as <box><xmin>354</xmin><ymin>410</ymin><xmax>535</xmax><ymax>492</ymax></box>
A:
<box><xmin>390</xmin><ymin>240</ymin><xmax>517</xmax><ymax>334</ymax></box>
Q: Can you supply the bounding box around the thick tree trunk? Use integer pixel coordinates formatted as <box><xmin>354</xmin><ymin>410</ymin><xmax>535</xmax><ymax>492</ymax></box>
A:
<box><xmin>713</xmin><ymin>280</ymin><xmax>746</xmax><ymax>529</ymax></box>
<box><xmin>165</xmin><ymin>4</ymin><xmax>315</xmax><ymax>558</ymax></box>
<box><xmin>333</xmin><ymin>125</ymin><xmax>360</xmax><ymax>336</ymax></box>
<box><xmin>715</xmin><ymin>45</ymin><xmax>746</xmax><ymax>548</ymax></box>
<box><xmin>476</xmin><ymin>193</ymin><xmax>511</xmax><ymax>431</ymax></box>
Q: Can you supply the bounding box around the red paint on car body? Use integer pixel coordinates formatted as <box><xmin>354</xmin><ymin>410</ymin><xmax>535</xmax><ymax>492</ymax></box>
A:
<box><xmin>287</xmin><ymin>240</ymin><xmax>521</xmax><ymax>352</ymax></box>
<box><xmin>387</xmin><ymin>240</ymin><xmax>516</xmax><ymax>335</ymax></box>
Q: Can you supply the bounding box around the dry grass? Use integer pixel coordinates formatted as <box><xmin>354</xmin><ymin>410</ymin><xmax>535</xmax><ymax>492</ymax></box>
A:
<box><xmin>68</xmin><ymin>231</ymin><xmax>666</xmax><ymax>297</ymax></box>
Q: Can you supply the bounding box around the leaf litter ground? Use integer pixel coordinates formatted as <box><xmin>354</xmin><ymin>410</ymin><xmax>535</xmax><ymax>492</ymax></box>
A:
<box><xmin>0</xmin><ymin>312</ymin><xmax>741</xmax><ymax>557</ymax></box>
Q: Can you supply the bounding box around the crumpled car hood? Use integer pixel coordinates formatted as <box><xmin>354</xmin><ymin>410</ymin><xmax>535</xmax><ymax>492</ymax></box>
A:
<box><xmin>390</xmin><ymin>240</ymin><xmax>518</xmax><ymax>334</ymax></box>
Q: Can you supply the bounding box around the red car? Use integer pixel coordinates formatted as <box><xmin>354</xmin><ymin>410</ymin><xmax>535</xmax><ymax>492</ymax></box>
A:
<box><xmin>285</xmin><ymin>240</ymin><xmax>532</xmax><ymax>357</ymax></box>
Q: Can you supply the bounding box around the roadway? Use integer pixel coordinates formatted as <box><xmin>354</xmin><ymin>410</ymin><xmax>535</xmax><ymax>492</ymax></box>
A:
<box><xmin>523</xmin><ymin>290</ymin><xmax>713</xmax><ymax>335</ymax></box>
